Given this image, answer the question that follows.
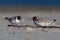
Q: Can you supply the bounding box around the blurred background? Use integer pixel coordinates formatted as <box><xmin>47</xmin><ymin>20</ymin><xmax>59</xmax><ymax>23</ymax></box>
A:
<box><xmin>0</xmin><ymin>0</ymin><xmax>60</xmax><ymax>40</ymax></box>
<box><xmin>0</xmin><ymin>0</ymin><xmax>60</xmax><ymax>12</ymax></box>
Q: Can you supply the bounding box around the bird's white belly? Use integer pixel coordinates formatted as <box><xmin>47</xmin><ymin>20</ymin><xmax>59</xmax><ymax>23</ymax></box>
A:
<box><xmin>12</xmin><ymin>20</ymin><xmax>21</xmax><ymax>23</ymax></box>
<box><xmin>37</xmin><ymin>22</ymin><xmax>50</xmax><ymax>26</ymax></box>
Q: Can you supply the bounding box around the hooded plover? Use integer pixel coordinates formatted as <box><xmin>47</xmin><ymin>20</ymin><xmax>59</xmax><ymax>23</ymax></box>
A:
<box><xmin>32</xmin><ymin>16</ymin><xmax>56</xmax><ymax>26</ymax></box>
<box><xmin>32</xmin><ymin>16</ymin><xmax>56</xmax><ymax>32</ymax></box>
<box><xmin>4</xmin><ymin>16</ymin><xmax>22</xmax><ymax>27</ymax></box>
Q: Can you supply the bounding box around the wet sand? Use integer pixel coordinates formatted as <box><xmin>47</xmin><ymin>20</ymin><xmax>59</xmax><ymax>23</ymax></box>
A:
<box><xmin>0</xmin><ymin>7</ymin><xmax>60</xmax><ymax>40</ymax></box>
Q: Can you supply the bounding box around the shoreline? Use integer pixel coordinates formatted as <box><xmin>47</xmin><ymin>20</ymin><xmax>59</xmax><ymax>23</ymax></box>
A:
<box><xmin>0</xmin><ymin>7</ymin><xmax>60</xmax><ymax>12</ymax></box>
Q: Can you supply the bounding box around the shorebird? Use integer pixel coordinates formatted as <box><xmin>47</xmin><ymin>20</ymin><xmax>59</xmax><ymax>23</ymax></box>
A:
<box><xmin>4</xmin><ymin>16</ymin><xmax>22</xmax><ymax>27</ymax></box>
<box><xmin>32</xmin><ymin>16</ymin><xmax>56</xmax><ymax>32</ymax></box>
<box><xmin>32</xmin><ymin>16</ymin><xmax>56</xmax><ymax>26</ymax></box>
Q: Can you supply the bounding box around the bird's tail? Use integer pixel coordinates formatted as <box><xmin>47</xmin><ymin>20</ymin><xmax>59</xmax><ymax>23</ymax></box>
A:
<box><xmin>53</xmin><ymin>19</ymin><xmax>56</xmax><ymax>22</ymax></box>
